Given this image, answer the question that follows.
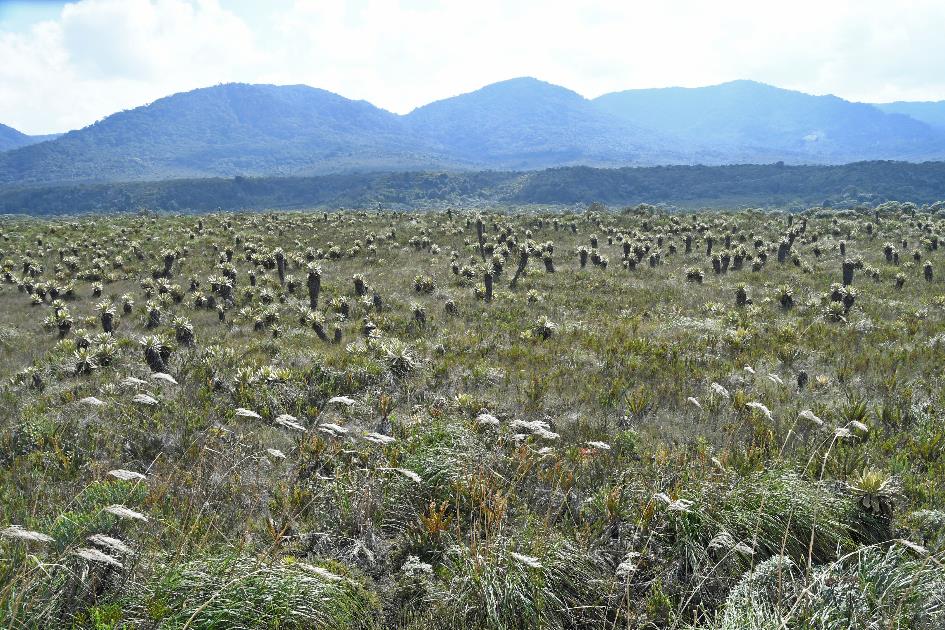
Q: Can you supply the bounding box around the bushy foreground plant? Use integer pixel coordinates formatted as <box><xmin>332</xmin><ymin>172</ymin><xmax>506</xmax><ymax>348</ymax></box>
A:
<box><xmin>125</xmin><ymin>554</ymin><xmax>378</xmax><ymax>629</ymax></box>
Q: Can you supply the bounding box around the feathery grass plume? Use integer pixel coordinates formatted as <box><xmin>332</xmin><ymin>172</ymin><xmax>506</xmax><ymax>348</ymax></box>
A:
<box><xmin>687</xmin><ymin>396</ymin><xmax>702</xmax><ymax>409</ymax></box>
<box><xmin>297</xmin><ymin>563</ymin><xmax>345</xmax><ymax>583</ymax></box>
<box><xmin>475</xmin><ymin>412</ymin><xmax>500</xmax><ymax>426</ymax></box>
<box><xmin>746</xmin><ymin>401</ymin><xmax>773</xmax><ymax>421</ymax></box>
<box><xmin>379</xmin><ymin>467</ymin><xmax>423</xmax><ymax>484</ymax></box>
<box><xmin>710</xmin><ymin>382</ymin><xmax>731</xmax><ymax>399</ymax></box>
<box><xmin>274</xmin><ymin>413</ymin><xmax>306</xmax><ymax>432</ymax></box>
<box><xmin>87</xmin><ymin>533</ymin><xmax>134</xmax><ymax>556</ymax></box>
<box><xmin>151</xmin><ymin>372</ymin><xmax>178</xmax><ymax>385</ymax></box>
<box><xmin>104</xmin><ymin>504</ymin><xmax>148</xmax><ymax>522</ymax></box>
<box><xmin>363</xmin><ymin>432</ymin><xmax>396</xmax><ymax>445</ymax></box>
<box><xmin>895</xmin><ymin>538</ymin><xmax>929</xmax><ymax>557</ymax></box>
<box><xmin>798</xmin><ymin>409</ymin><xmax>824</xmax><ymax>426</ymax></box>
<box><xmin>708</xmin><ymin>530</ymin><xmax>755</xmax><ymax>558</ymax></box>
<box><xmin>266</xmin><ymin>448</ymin><xmax>286</xmax><ymax>460</ymax></box>
<box><xmin>319</xmin><ymin>422</ymin><xmax>348</xmax><ymax>436</ymax></box>
<box><xmin>510</xmin><ymin>418</ymin><xmax>560</xmax><ymax>440</ymax></box>
<box><xmin>0</xmin><ymin>525</ymin><xmax>54</xmax><ymax>544</ymax></box>
<box><xmin>586</xmin><ymin>441</ymin><xmax>611</xmax><ymax>451</ymax></box>
<box><xmin>655</xmin><ymin>491</ymin><xmax>694</xmax><ymax>512</ymax></box>
<box><xmin>767</xmin><ymin>373</ymin><xmax>784</xmax><ymax>386</ymax></box>
<box><xmin>131</xmin><ymin>393</ymin><xmax>158</xmax><ymax>406</ymax></box>
<box><xmin>107</xmin><ymin>469</ymin><xmax>147</xmax><ymax>482</ymax></box>
<box><xmin>510</xmin><ymin>552</ymin><xmax>542</xmax><ymax>569</ymax></box>
<box><xmin>401</xmin><ymin>555</ymin><xmax>433</xmax><ymax>576</ymax></box>
<box><xmin>73</xmin><ymin>547</ymin><xmax>122</xmax><ymax>568</ymax></box>
<box><xmin>833</xmin><ymin>426</ymin><xmax>853</xmax><ymax>440</ymax></box>
<box><xmin>615</xmin><ymin>551</ymin><xmax>642</xmax><ymax>578</ymax></box>
<box><xmin>848</xmin><ymin>419</ymin><xmax>869</xmax><ymax>434</ymax></box>
<box><xmin>80</xmin><ymin>396</ymin><xmax>105</xmax><ymax>406</ymax></box>
<box><xmin>328</xmin><ymin>395</ymin><xmax>356</xmax><ymax>406</ymax></box>
<box><xmin>235</xmin><ymin>407</ymin><xmax>262</xmax><ymax>419</ymax></box>
<box><xmin>120</xmin><ymin>376</ymin><xmax>147</xmax><ymax>387</ymax></box>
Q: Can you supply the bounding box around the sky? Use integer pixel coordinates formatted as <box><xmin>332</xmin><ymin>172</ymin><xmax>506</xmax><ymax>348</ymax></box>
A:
<box><xmin>3</xmin><ymin>0</ymin><xmax>945</xmax><ymax>135</ymax></box>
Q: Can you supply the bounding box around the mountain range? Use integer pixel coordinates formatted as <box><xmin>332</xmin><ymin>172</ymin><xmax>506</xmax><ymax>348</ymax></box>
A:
<box><xmin>3</xmin><ymin>78</ymin><xmax>945</xmax><ymax>186</ymax></box>
<box><xmin>0</xmin><ymin>123</ymin><xmax>60</xmax><ymax>152</ymax></box>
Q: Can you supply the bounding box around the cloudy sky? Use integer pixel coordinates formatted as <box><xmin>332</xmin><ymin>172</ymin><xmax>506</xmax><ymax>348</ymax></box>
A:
<box><xmin>2</xmin><ymin>0</ymin><xmax>945</xmax><ymax>134</ymax></box>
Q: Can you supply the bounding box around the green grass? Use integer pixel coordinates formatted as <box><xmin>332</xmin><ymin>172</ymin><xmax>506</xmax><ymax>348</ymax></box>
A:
<box><xmin>0</xmin><ymin>204</ymin><xmax>944</xmax><ymax>628</ymax></box>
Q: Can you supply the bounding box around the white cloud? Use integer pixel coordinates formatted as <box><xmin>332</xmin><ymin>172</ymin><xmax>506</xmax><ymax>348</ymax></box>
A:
<box><xmin>0</xmin><ymin>0</ymin><xmax>265</xmax><ymax>133</ymax></box>
<box><xmin>3</xmin><ymin>0</ymin><xmax>945</xmax><ymax>134</ymax></box>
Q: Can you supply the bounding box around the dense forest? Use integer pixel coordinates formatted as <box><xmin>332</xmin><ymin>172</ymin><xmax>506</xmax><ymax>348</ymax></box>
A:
<box><xmin>3</xmin><ymin>161</ymin><xmax>945</xmax><ymax>215</ymax></box>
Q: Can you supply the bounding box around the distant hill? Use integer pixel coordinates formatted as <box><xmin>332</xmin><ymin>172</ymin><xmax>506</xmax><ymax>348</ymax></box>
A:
<box><xmin>404</xmin><ymin>77</ymin><xmax>682</xmax><ymax>168</ymax></box>
<box><xmin>3</xmin><ymin>79</ymin><xmax>945</xmax><ymax>186</ymax></box>
<box><xmin>0</xmin><ymin>123</ymin><xmax>59</xmax><ymax>152</ymax></box>
<box><xmin>593</xmin><ymin>80</ymin><xmax>945</xmax><ymax>163</ymax></box>
<box><xmin>0</xmin><ymin>84</ymin><xmax>456</xmax><ymax>185</ymax></box>
<box><xmin>874</xmin><ymin>101</ymin><xmax>945</xmax><ymax>131</ymax></box>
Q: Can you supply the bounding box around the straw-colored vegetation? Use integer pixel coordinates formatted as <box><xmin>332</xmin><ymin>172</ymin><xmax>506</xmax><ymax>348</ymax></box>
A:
<box><xmin>1</xmin><ymin>203</ymin><xmax>944</xmax><ymax>628</ymax></box>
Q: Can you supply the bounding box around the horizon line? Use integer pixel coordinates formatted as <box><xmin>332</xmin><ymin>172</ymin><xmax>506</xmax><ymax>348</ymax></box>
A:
<box><xmin>9</xmin><ymin>76</ymin><xmax>939</xmax><ymax>137</ymax></box>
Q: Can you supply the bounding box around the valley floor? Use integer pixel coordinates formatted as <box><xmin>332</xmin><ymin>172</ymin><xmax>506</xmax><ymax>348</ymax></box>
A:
<box><xmin>1</xmin><ymin>204</ymin><xmax>944</xmax><ymax>628</ymax></box>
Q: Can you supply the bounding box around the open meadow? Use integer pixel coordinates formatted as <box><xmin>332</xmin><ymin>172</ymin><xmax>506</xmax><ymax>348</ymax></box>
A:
<box><xmin>1</xmin><ymin>204</ymin><xmax>944</xmax><ymax>628</ymax></box>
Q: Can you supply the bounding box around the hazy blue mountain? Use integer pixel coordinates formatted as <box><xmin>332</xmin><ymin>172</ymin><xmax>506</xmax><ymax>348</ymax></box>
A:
<box><xmin>3</xmin><ymin>79</ymin><xmax>945</xmax><ymax>186</ymax></box>
<box><xmin>0</xmin><ymin>124</ymin><xmax>30</xmax><ymax>152</ymax></box>
<box><xmin>594</xmin><ymin>80</ymin><xmax>945</xmax><ymax>163</ymax></box>
<box><xmin>0</xmin><ymin>123</ymin><xmax>60</xmax><ymax>152</ymax></box>
<box><xmin>404</xmin><ymin>77</ymin><xmax>683</xmax><ymax>168</ymax></box>
<box><xmin>875</xmin><ymin>101</ymin><xmax>945</xmax><ymax>131</ymax></box>
<box><xmin>0</xmin><ymin>83</ymin><xmax>454</xmax><ymax>185</ymax></box>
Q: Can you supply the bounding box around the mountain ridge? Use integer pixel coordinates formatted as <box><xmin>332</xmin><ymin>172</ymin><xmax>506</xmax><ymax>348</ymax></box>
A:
<box><xmin>0</xmin><ymin>123</ymin><xmax>61</xmax><ymax>152</ymax></box>
<box><xmin>874</xmin><ymin>101</ymin><xmax>945</xmax><ymax>130</ymax></box>
<box><xmin>3</xmin><ymin>78</ymin><xmax>945</xmax><ymax>186</ymax></box>
<box><xmin>593</xmin><ymin>80</ymin><xmax>945</xmax><ymax>163</ymax></box>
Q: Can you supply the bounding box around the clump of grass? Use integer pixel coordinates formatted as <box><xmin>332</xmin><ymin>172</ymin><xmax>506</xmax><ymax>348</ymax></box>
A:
<box><xmin>126</xmin><ymin>554</ymin><xmax>378</xmax><ymax>629</ymax></box>
<box><xmin>717</xmin><ymin>470</ymin><xmax>859</xmax><ymax>564</ymax></box>
<box><xmin>696</xmin><ymin>555</ymin><xmax>799</xmax><ymax>630</ymax></box>
<box><xmin>427</xmin><ymin>535</ymin><xmax>607</xmax><ymax>629</ymax></box>
<box><xmin>796</xmin><ymin>544</ymin><xmax>945</xmax><ymax>629</ymax></box>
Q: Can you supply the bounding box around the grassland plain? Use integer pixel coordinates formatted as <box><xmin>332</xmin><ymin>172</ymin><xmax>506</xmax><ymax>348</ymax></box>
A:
<box><xmin>0</xmin><ymin>203</ymin><xmax>944</xmax><ymax>629</ymax></box>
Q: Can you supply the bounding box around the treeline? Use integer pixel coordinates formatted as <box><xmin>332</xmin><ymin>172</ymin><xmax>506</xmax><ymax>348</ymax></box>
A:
<box><xmin>514</xmin><ymin>161</ymin><xmax>945</xmax><ymax>205</ymax></box>
<box><xmin>3</xmin><ymin>161</ymin><xmax>945</xmax><ymax>215</ymax></box>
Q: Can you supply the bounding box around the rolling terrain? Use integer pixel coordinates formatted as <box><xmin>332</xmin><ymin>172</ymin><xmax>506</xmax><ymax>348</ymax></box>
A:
<box><xmin>1</xmin><ymin>205</ymin><xmax>943</xmax><ymax>627</ymax></box>
<box><xmin>0</xmin><ymin>123</ymin><xmax>59</xmax><ymax>152</ymax></box>
<box><xmin>4</xmin><ymin>79</ymin><xmax>945</xmax><ymax>186</ymax></box>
